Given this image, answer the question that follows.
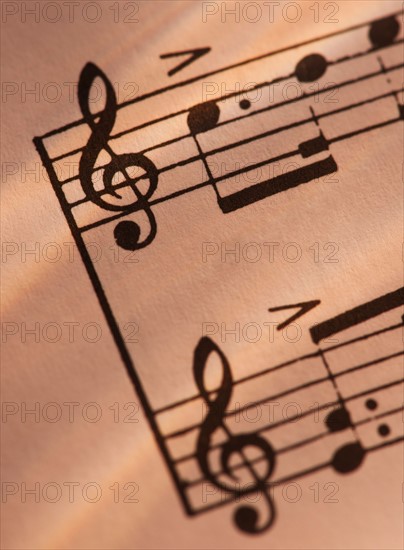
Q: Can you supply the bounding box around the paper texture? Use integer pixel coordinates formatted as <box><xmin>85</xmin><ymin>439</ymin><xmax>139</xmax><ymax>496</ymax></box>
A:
<box><xmin>2</xmin><ymin>1</ymin><xmax>403</xmax><ymax>548</ymax></box>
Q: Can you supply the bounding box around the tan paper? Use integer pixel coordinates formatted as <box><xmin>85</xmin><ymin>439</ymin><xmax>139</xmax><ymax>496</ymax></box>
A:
<box><xmin>2</xmin><ymin>1</ymin><xmax>403</xmax><ymax>548</ymax></box>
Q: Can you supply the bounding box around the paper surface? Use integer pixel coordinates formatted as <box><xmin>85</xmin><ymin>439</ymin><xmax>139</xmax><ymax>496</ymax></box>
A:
<box><xmin>1</xmin><ymin>1</ymin><xmax>403</xmax><ymax>548</ymax></box>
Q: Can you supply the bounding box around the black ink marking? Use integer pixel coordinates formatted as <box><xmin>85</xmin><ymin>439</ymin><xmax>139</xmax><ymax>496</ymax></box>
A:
<box><xmin>365</xmin><ymin>398</ymin><xmax>378</xmax><ymax>411</ymax></box>
<box><xmin>331</xmin><ymin>443</ymin><xmax>366</xmax><ymax>473</ymax></box>
<box><xmin>33</xmin><ymin>11</ymin><xmax>404</xmax><ymax>535</ymax></box>
<box><xmin>186</xmin><ymin>102</ymin><xmax>222</xmax><ymax>204</ymax></box>
<box><xmin>325</xmin><ymin>407</ymin><xmax>352</xmax><ymax>432</ymax></box>
<box><xmin>193</xmin><ymin>337</ymin><xmax>276</xmax><ymax>533</ymax></box>
<box><xmin>239</xmin><ymin>99</ymin><xmax>251</xmax><ymax>110</ymax></box>
<box><xmin>39</xmin><ymin>10</ymin><xmax>402</xmax><ymax>141</ymax></box>
<box><xmin>114</xmin><ymin>220</ymin><xmax>141</xmax><ymax>251</ymax></box>
<box><xmin>176</xmin><ymin>383</ymin><xmax>404</xmax><ymax>488</ymax></box>
<box><xmin>295</xmin><ymin>53</ymin><xmax>327</xmax><ymax>82</ymax></box>
<box><xmin>269</xmin><ymin>300</ymin><xmax>321</xmax><ymax>331</ymax></box>
<box><xmin>50</xmin><ymin>60</ymin><xmax>403</xmax><ymax>176</ymax></box>
<box><xmin>66</xmin><ymin>82</ymin><xmax>402</xmax><ymax>226</ymax></box>
<box><xmin>299</xmin><ymin>132</ymin><xmax>329</xmax><ymax>158</ymax></box>
<box><xmin>78</xmin><ymin>63</ymin><xmax>159</xmax><ymax>250</ymax></box>
<box><xmin>157</xmin><ymin>322</ymin><xmax>402</xmax><ymax>415</ymax></box>
<box><xmin>378</xmin><ymin>424</ymin><xmax>390</xmax><ymax>437</ymax></box>
<box><xmin>234</xmin><ymin>507</ymin><xmax>261</xmax><ymax>535</ymax></box>
<box><xmin>377</xmin><ymin>55</ymin><xmax>391</xmax><ymax>84</ymax></box>
<box><xmin>87</xmin><ymin>76</ymin><xmax>401</xmax><ymax>224</ymax></box>
<box><xmin>187</xmin><ymin>102</ymin><xmax>220</xmax><ymax>134</ymax></box>
<box><xmin>167</xmin><ymin>373</ymin><xmax>403</xmax><ymax>443</ymax></box>
<box><xmin>32</xmin><ymin>136</ymin><xmax>193</xmax><ymax>520</ymax></box>
<box><xmin>218</xmin><ymin>156</ymin><xmax>337</xmax><ymax>213</ymax></box>
<box><xmin>160</xmin><ymin>47</ymin><xmax>211</xmax><ymax>77</ymax></box>
<box><xmin>369</xmin><ymin>16</ymin><xmax>400</xmax><ymax>48</ymax></box>
<box><xmin>310</xmin><ymin>288</ymin><xmax>404</xmax><ymax>344</ymax></box>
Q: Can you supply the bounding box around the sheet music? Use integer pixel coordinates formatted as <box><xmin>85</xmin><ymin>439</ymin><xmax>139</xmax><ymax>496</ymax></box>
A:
<box><xmin>2</xmin><ymin>1</ymin><xmax>403</xmax><ymax>548</ymax></box>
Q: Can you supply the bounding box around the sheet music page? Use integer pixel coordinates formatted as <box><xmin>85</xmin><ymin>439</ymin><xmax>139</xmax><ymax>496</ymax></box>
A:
<box><xmin>1</xmin><ymin>1</ymin><xmax>403</xmax><ymax>548</ymax></box>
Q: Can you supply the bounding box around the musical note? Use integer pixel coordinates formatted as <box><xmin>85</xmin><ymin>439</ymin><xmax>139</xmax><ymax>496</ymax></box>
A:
<box><xmin>325</xmin><ymin>406</ymin><xmax>352</xmax><ymax>432</ymax></box>
<box><xmin>312</xmin><ymin>289</ymin><xmax>404</xmax><ymax>473</ymax></box>
<box><xmin>185</xmin><ymin>85</ymin><xmax>339</xmax><ymax>214</ymax></box>
<box><xmin>295</xmin><ymin>53</ymin><xmax>328</xmax><ymax>82</ymax></box>
<box><xmin>193</xmin><ymin>337</ymin><xmax>276</xmax><ymax>533</ymax></box>
<box><xmin>331</xmin><ymin>442</ymin><xmax>365</xmax><ymax>474</ymax></box>
<box><xmin>78</xmin><ymin>62</ymin><xmax>159</xmax><ymax>250</ymax></box>
<box><xmin>187</xmin><ymin>102</ymin><xmax>220</xmax><ymax>134</ymax></box>
<box><xmin>369</xmin><ymin>15</ymin><xmax>400</xmax><ymax>47</ymax></box>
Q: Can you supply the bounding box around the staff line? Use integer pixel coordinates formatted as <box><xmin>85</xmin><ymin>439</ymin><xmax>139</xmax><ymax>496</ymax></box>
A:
<box><xmin>153</xmin><ymin>322</ymin><xmax>403</xmax><ymax>415</ymax></box>
<box><xmin>38</xmin><ymin>12</ymin><xmax>403</xmax><ymax>140</ymax></box>
<box><xmin>60</xmin><ymin>80</ymin><xmax>402</xmax><ymax>200</ymax></box>
<box><xmin>255</xmin><ymin>356</ymin><xmax>404</xmax><ymax>426</ymax></box>
<box><xmin>173</xmin><ymin>380</ymin><xmax>404</xmax><ymax>474</ymax></box>
<box><xmin>76</xmin><ymin>114</ymin><xmax>402</xmax><ymax>233</ymax></box>
<box><xmin>50</xmin><ymin>43</ymin><xmax>403</xmax><ymax>168</ymax></box>
<box><xmin>179</xmin><ymin>404</ymin><xmax>404</xmax><ymax>491</ymax></box>
<box><xmin>165</xmin><ymin>362</ymin><xmax>403</xmax><ymax>441</ymax></box>
<box><xmin>187</xmin><ymin>434</ymin><xmax>404</xmax><ymax>515</ymax></box>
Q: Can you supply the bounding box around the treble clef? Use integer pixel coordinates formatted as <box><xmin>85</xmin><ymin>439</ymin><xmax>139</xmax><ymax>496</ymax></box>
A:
<box><xmin>78</xmin><ymin>62</ymin><xmax>158</xmax><ymax>250</ymax></box>
<box><xmin>193</xmin><ymin>337</ymin><xmax>276</xmax><ymax>534</ymax></box>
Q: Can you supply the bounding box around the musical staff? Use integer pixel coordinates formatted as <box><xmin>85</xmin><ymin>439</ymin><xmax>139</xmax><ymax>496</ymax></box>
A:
<box><xmin>33</xmin><ymin>9</ymin><xmax>404</xmax><ymax>536</ymax></box>
<box><xmin>154</xmin><ymin>287</ymin><xmax>403</xmax><ymax>530</ymax></box>
<box><xmin>34</xmin><ymin>12</ymin><xmax>403</xmax><ymax>250</ymax></box>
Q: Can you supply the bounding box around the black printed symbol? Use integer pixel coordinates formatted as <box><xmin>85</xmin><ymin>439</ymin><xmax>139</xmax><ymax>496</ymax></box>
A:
<box><xmin>32</xmin><ymin>11</ymin><xmax>404</xmax><ymax>537</ymax></box>
<box><xmin>160</xmin><ymin>47</ymin><xmax>211</xmax><ymax>76</ymax></box>
<box><xmin>269</xmin><ymin>300</ymin><xmax>321</xmax><ymax>331</ymax></box>
<box><xmin>331</xmin><ymin>442</ymin><xmax>366</xmax><ymax>473</ymax></box>
<box><xmin>187</xmin><ymin>101</ymin><xmax>220</xmax><ymax>134</ymax></box>
<box><xmin>378</xmin><ymin>424</ymin><xmax>390</xmax><ymax>437</ymax></box>
<box><xmin>193</xmin><ymin>337</ymin><xmax>276</xmax><ymax>534</ymax></box>
<box><xmin>114</xmin><ymin>221</ymin><xmax>141</xmax><ymax>250</ymax></box>
<box><xmin>78</xmin><ymin>63</ymin><xmax>159</xmax><ymax>250</ymax></box>
<box><xmin>325</xmin><ymin>406</ymin><xmax>351</xmax><ymax>432</ymax></box>
<box><xmin>369</xmin><ymin>16</ymin><xmax>400</xmax><ymax>48</ymax></box>
<box><xmin>295</xmin><ymin>53</ymin><xmax>328</xmax><ymax>82</ymax></box>
<box><xmin>365</xmin><ymin>398</ymin><xmax>377</xmax><ymax>411</ymax></box>
<box><xmin>239</xmin><ymin>99</ymin><xmax>251</xmax><ymax>110</ymax></box>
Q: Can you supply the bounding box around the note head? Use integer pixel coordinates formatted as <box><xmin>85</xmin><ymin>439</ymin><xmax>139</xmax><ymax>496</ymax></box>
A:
<box><xmin>295</xmin><ymin>53</ymin><xmax>327</xmax><ymax>83</ymax></box>
<box><xmin>369</xmin><ymin>16</ymin><xmax>400</xmax><ymax>48</ymax></box>
<box><xmin>331</xmin><ymin>442</ymin><xmax>365</xmax><ymax>474</ymax></box>
<box><xmin>187</xmin><ymin>101</ymin><xmax>220</xmax><ymax>135</ymax></box>
<box><xmin>325</xmin><ymin>406</ymin><xmax>351</xmax><ymax>432</ymax></box>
